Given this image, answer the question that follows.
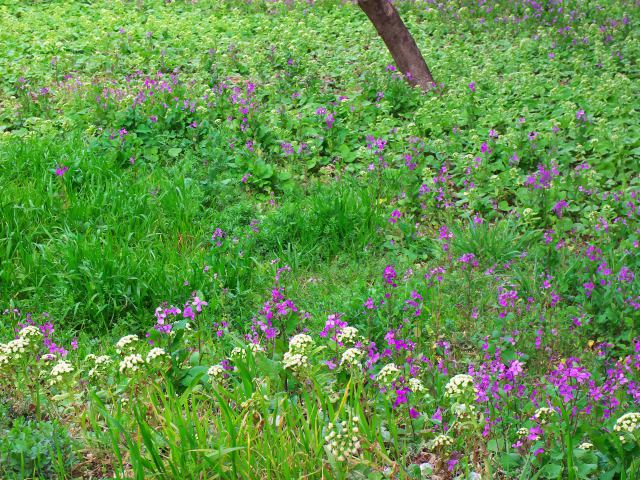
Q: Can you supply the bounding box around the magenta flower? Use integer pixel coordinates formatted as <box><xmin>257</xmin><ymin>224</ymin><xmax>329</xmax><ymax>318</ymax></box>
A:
<box><xmin>55</xmin><ymin>165</ymin><xmax>69</xmax><ymax>177</ymax></box>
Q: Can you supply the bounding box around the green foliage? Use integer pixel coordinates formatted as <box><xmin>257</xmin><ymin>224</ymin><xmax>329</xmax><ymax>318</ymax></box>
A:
<box><xmin>0</xmin><ymin>418</ymin><xmax>75</xmax><ymax>479</ymax></box>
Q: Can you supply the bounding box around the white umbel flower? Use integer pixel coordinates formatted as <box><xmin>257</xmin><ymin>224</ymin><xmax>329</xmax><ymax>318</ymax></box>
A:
<box><xmin>230</xmin><ymin>347</ymin><xmax>247</xmax><ymax>360</ymax></box>
<box><xmin>119</xmin><ymin>354</ymin><xmax>144</xmax><ymax>374</ymax></box>
<box><xmin>430</xmin><ymin>434</ymin><xmax>453</xmax><ymax>449</ymax></box>
<box><xmin>283</xmin><ymin>351</ymin><xmax>310</xmax><ymax>373</ymax></box>
<box><xmin>288</xmin><ymin>334</ymin><xmax>313</xmax><ymax>355</ymax></box>
<box><xmin>50</xmin><ymin>360</ymin><xmax>74</xmax><ymax>385</ymax></box>
<box><xmin>577</xmin><ymin>442</ymin><xmax>594</xmax><ymax>450</ymax></box>
<box><xmin>5</xmin><ymin>338</ymin><xmax>30</xmax><ymax>356</ymax></box>
<box><xmin>340</xmin><ymin>347</ymin><xmax>363</xmax><ymax>366</ymax></box>
<box><xmin>614</xmin><ymin>412</ymin><xmax>640</xmax><ymax>443</ymax></box>
<box><xmin>88</xmin><ymin>355</ymin><xmax>113</xmax><ymax>378</ymax></box>
<box><xmin>18</xmin><ymin>325</ymin><xmax>42</xmax><ymax>339</ymax></box>
<box><xmin>444</xmin><ymin>374</ymin><xmax>475</xmax><ymax>398</ymax></box>
<box><xmin>324</xmin><ymin>418</ymin><xmax>361</xmax><ymax>461</ymax></box>
<box><xmin>336</xmin><ymin>326</ymin><xmax>359</xmax><ymax>345</ymax></box>
<box><xmin>208</xmin><ymin>364</ymin><xmax>225</xmax><ymax>382</ymax></box>
<box><xmin>146</xmin><ymin>347</ymin><xmax>168</xmax><ymax>363</ymax></box>
<box><xmin>376</xmin><ymin>363</ymin><xmax>400</xmax><ymax>387</ymax></box>
<box><xmin>409</xmin><ymin>377</ymin><xmax>426</xmax><ymax>393</ymax></box>
<box><xmin>116</xmin><ymin>335</ymin><xmax>138</xmax><ymax>354</ymax></box>
<box><xmin>533</xmin><ymin>407</ymin><xmax>556</xmax><ymax>425</ymax></box>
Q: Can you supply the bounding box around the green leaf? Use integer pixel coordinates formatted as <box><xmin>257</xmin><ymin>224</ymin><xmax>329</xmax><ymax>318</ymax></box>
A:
<box><xmin>168</xmin><ymin>147</ymin><xmax>182</xmax><ymax>158</ymax></box>
<box><xmin>541</xmin><ymin>463</ymin><xmax>563</xmax><ymax>479</ymax></box>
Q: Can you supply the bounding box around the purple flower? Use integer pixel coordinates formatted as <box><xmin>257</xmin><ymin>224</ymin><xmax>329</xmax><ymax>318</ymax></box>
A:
<box><xmin>383</xmin><ymin>265</ymin><xmax>397</xmax><ymax>287</ymax></box>
<box><xmin>551</xmin><ymin>200</ymin><xmax>568</xmax><ymax>217</ymax></box>
<box><xmin>55</xmin><ymin>165</ymin><xmax>69</xmax><ymax>177</ymax></box>
<box><xmin>468</xmin><ymin>82</ymin><xmax>476</xmax><ymax>92</ymax></box>
<box><xmin>388</xmin><ymin>209</ymin><xmax>402</xmax><ymax>224</ymax></box>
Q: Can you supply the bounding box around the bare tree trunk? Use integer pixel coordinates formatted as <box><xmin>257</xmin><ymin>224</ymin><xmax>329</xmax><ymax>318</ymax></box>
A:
<box><xmin>357</xmin><ymin>0</ymin><xmax>435</xmax><ymax>91</ymax></box>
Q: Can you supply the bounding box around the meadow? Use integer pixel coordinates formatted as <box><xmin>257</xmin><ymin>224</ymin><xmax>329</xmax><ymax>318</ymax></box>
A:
<box><xmin>1</xmin><ymin>0</ymin><xmax>639</xmax><ymax>478</ymax></box>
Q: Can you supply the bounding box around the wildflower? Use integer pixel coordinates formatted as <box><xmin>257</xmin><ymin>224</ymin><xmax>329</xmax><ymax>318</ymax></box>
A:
<box><xmin>578</xmin><ymin>442</ymin><xmax>594</xmax><ymax>450</ymax></box>
<box><xmin>49</xmin><ymin>360</ymin><xmax>74</xmax><ymax>385</ymax></box>
<box><xmin>88</xmin><ymin>355</ymin><xmax>112</xmax><ymax>378</ymax></box>
<box><xmin>41</xmin><ymin>353</ymin><xmax>57</xmax><ymax>362</ymax></box>
<box><xmin>383</xmin><ymin>265</ymin><xmax>397</xmax><ymax>286</ymax></box>
<box><xmin>377</xmin><ymin>363</ymin><xmax>400</xmax><ymax>388</ymax></box>
<box><xmin>230</xmin><ymin>347</ymin><xmax>247</xmax><ymax>361</ymax></box>
<box><xmin>283</xmin><ymin>351</ymin><xmax>310</xmax><ymax>373</ymax></box>
<box><xmin>119</xmin><ymin>354</ymin><xmax>144</xmax><ymax>374</ymax></box>
<box><xmin>324</xmin><ymin>418</ymin><xmax>361</xmax><ymax>461</ymax></box>
<box><xmin>0</xmin><ymin>352</ymin><xmax>11</xmax><ymax>367</ymax></box>
<box><xmin>388</xmin><ymin>209</ymin><xmax>402</xmax><ymax>224</ymax></box>
<box><xmin>55</xmin><ymin>165</ymin><xmax>69</xmax><ymax>177</ymax></box>
<box><xmin>340</xmin><ymin>347</ymin><xmax>363</xmax><ymax>366</ymax></box>
<box><xmin>116</xmin><ymin>335</ymin><xmax>138</xmax><ymax>354</ymax></box>
<box><xmin>613</xmin><ymin>412</ymin><xmax>640</xmax><ymax>443</ymax></box>
<box><xmin>336</xmin><ymin>326</ymin><xmax>358</xmax><ymax>345</ymax></box>
<box><xmin>452</xmin><ymin>402</ymin><xmax>477</xmax><ymax>420</ymax></box>
<box><xmin>552</xmin><ymin>200</ymin><xmax>568</xmax><ymax>217</ymax></box>
<box><xmin>146</xmin><ymin>347</ymin><xmax>168</xmax><ymax>363</ymax></box>
<box><xmin>18</xmin><ymin>325</ymin><xmax>42</xmax><ymax>339</ymax></box>
<box><xmin>533</xmin><ymin>407</ymin><xmax>556</xmax><ymax>425</ymax></box>
<box><xmin>444</xmin><ymin>374</ymin><xmax>475</xmax><ymax>398</ymax></box>
<box><xmin>430</xmin><ymin>434</ymin><xmax>453</xmax><ymax>449</ymax></box>
<box><xmin>409</xmin><ymin>377</ymin><xmax>426</xmax><ymax>393</ymax></box>
<box><xmin>4</xmin><ymin>337</ymin><xmax>30</xmax><ymax>357</ymax></box>
<box><xmin>468</xmin><ymin>82</ymin><xmax>476</xmax><ymax>93</ymax></box>
<box><xmin>288</xmin><ymin>334</ymin><xmax>313</xmax><ymax>355</ymax></box>
<box><xmin>208</xmin><ymin>364</ymin><xmax>226</xmax><ymax>382</ymax></box>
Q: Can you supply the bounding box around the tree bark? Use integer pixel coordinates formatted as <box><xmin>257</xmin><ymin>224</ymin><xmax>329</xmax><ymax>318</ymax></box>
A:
<box><xmin>357</xmin><ymin>0</ymin><xmax>435</xmax><ymax>91</ymax></box>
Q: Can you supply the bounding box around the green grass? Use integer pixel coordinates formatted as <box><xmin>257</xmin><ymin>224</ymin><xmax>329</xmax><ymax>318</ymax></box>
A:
<box><xmin>1</xmin><ymin>0</ymin><xmax>640</xmax><ymax>478</ymax></box>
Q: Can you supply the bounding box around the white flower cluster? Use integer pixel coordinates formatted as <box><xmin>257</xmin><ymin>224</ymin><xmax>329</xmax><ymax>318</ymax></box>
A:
<box><xmin>283</xmin><ymin>351</ymin><xmax>310</xmax><ymax>373</ymax></box>
<box><xmin>533</xmin><ymin>407</ymin><xmax>556</xmax><ymax>425</ymax></box>
<box><xmin>578</xmin><ymin>442</ymin><xmax>593</xmax><ymax>450</ymax></box>
<box><xmin>376</xmin><ymin>363</ymin><xmax>400</xmax><ymax>387</ymax></box>
<box><xmin>336</xmin><ymin>326</ymin><xmax>359</xmax><ymax>345</ymax></box>
<box><xmin>230</xmin><ymin>347</ymin><xmax>247</xmax><ymax>360</ymax></box>
<box><xmin>452</xmin><ymin>402</ymin><xmax>477</xmax><ymax>420</ymax></box>
<box><xmin>288</xmin><ymin>334</ymin><xmax>313</xmax><ymax>355</ymax></box>
<box><xmin>88</xmin><ymin>355</ymin><xmax>112</xmax><ymax>378</ymax></box>
<box><xmin>324</xmin><ymin>417</ymin><xmax>361</xmax><ymax>461</ymax></box>
<box><xmin>115</xmin><ymin>335</ymin><xmax>138</xmax><ymax>354</ymax></box>
<box><xmin>340</xmin><ymin>347</ymin><xmax>363</xmax><ymax>366</ymax></box>
<box><xmin>409</xmin><ymin>377</ymin><xmax>426</xmax><ymax>393</ymax></box>
<box><xmin>19</xmin><ymin>326</ymin><xmax>42</xmax><ymax>339</ymax></box>
<box><xmin>429</xmin><ymin>434</ymin><xmax>453</xmax><ymax>449</ymax></box>
<box><xmin>50</xmin><ymin>360</ymin><xmax>74</xmax><ymax>385</ymax></box>
<box><xmin>41</xmin><ymin>353</ymin><xmax>57</xmax><ymax>362</ymax></box>
<box><xmin>444</xmin><ymin>374</ymin><xmax>475</xmax><ymax>398</ymax></box>
<box><xmin>614</xmin><ymin>412</ymin><xmax>640</xmax><ymax>443</ymax></box>
<box><xmin>517</xmin><ymin>427</ymin><xmax>529</xmax><ymax>437</ymax></box>
<box><xmin>4</xmin><ymin>338</ymin><xmax>30</xmax><ymax>357</ymax></box>
<box><xmin>208</xmin><ymin>364</ymin><xmax>225</xmax><ymax>382</ymax></box>
<box><xmin>119</xmin><ymin>354</ymin><xmax>144</xmax><ymax>374</ymax></box>
<box><xmin>146</xmin><ymin>347</ymin><xmax>168</xmax><ymax>363</ymax></box>
<box><xmin>0</xmin><ymin>354</ymin><xmax>9</xmax><ymax>367</ymax></box>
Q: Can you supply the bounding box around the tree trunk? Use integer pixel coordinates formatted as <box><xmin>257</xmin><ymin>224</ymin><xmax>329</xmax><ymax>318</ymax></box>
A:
<box><xmin>357</xmin><ymin>0</ymin><xmax>435</xmax><ymax>91</ymax></box>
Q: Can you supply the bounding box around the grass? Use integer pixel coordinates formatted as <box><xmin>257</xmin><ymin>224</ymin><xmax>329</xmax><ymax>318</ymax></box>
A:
<box><xmin>1</xmin><ymin>0</ymin><xmax>640</xmax><ymax>478</ymax></box>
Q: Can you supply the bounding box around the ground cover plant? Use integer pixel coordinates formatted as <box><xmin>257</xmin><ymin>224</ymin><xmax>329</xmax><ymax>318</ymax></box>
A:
<box><xmin>1</xmin><ymin>0</ymin><xmax>640</xmax><ymax>478</ymax></box>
